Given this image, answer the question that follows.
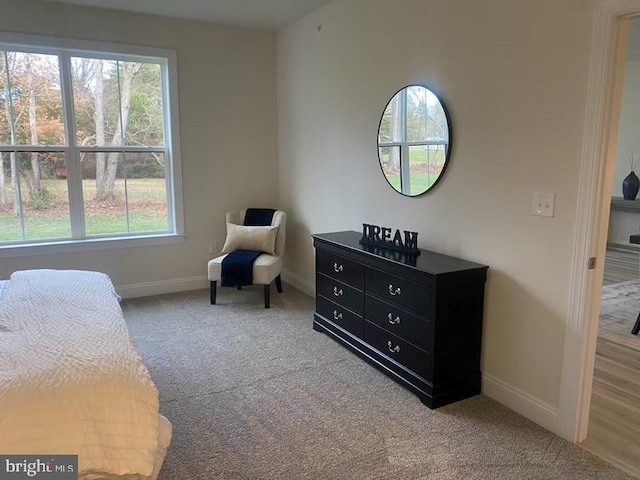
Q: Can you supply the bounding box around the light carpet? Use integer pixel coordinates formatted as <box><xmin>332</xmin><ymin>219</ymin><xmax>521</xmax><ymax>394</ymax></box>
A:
<box><xmin>599</xmin><ymin>279</ymin><xmax>640</xmax><ymax>351</ymax></box>
<box><xmin>121</xmin><ymin>285</ymin><xmax>633</xmax><ymax>480</ymax></box>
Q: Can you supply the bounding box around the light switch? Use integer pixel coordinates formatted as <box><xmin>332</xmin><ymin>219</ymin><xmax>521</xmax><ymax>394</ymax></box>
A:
<box><xmin>532</xmin><ymin>192</ymin><xmax>555</xmax><ymax>217</ymax></box>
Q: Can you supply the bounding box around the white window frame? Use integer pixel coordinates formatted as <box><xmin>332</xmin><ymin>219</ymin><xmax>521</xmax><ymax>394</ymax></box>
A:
<box><xmin>0</xmin><ymin>32</ymin><xmax>185</xmax><ymax>258</ymax></box>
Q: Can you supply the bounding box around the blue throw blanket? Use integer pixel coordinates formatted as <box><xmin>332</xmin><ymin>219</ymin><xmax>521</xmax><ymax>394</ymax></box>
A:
<box><xmin>221</xmin><ymin>209</ymin><xmax>276</xmax><ymax>287</ymax></box>
<box><xmin>243</xmin><ymin>208</ymin><xmax>276</xmax><ymax>226</ymax></box>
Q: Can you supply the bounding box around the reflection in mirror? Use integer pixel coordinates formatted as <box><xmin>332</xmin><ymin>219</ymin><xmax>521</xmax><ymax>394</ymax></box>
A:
<box><xmin>377</xmin><ymin>85</ymin><xmax>451</xmax><ymax>196</ymax></box>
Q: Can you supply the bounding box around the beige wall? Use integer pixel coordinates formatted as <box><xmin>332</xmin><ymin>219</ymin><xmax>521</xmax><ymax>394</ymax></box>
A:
<box><xmin>277</xmin><ymin>0</ymin><xmax>594</xmax><ymax>412</ymax></box>
<box><xmin>0</xmin><ymin>0</ymin><xmax>278</xmax><ymax>289</ymax></box>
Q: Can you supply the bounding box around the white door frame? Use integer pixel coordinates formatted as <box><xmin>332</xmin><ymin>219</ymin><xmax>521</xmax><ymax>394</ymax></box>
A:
<box><xmin>559</xmin><ymin>0</ymin><xmax>640</xmax><ymax>443</ymax></box>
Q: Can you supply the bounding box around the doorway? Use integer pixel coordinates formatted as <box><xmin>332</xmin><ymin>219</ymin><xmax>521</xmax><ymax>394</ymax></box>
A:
<box><xmin>578</xmin><ymin>18</ymin><xmax>640</xmax><ymax>476</ymax></box>
<box><xmin>558</xmin><ymin>1</ymin><xmax>640</xmax><ymax>476</ymax></box>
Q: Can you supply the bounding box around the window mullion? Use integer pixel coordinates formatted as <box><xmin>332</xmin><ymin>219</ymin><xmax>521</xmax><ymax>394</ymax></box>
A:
<box><xmin>160</xmin><ymin>63</ymin><xmax>175</xmax><ymax>233</ymax></box>
<box><xmin>114</xmin><ymin>61</ymin><xmax>131</xmax><ymax>233</ymax></box>
<box><xmin>399</xmin><ymin>89</ymin><xmax>410</xmax><ymax>196</ymax></box>
<box><xmin>59</xmin><ymin>52</ymin><xmax>85</xmax><ymax>239</ymax></box>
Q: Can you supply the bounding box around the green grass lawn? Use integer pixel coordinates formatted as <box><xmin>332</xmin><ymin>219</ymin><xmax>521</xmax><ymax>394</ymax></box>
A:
<box><xmin>0</xmin><ymin>209</ymin><xmax>167</xmax><ymax>241</ymax></box>
<box><xmin>379</xmin><ymin>146</ymin><xmax>446</xmax><ymax>195</ymax></box>
<box><xmin>384</xmin><ymin>173</ymin><xmax>437</xmax><ymax>196</ymax></box>
<box><xmin>1</xmin><ymin>179</ymin><xmax>167</xmax><ymax>242</ymax></box>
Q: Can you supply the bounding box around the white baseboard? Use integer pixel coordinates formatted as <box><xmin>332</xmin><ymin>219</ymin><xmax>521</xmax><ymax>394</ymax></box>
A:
<box><xmin>482</xmin><ymin>373</ymin><xmax>559</xmax><ymax>435</ymax></box>
<box><xmin>116</xmin><ymin>271</ymin><xmax>314</xmax><ymax>300</ymax></box>
<box><xmin>282</xmin><ymin>269</ymin><xmax>314</xmax><ymax>297</ymax></box>
<box><xmin>116</xmin><ymin>275</ymin><xmax>208</xmax><ymax>299</ymax></box>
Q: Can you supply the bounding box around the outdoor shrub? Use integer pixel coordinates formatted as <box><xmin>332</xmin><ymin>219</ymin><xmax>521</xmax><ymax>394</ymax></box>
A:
<box><xmin>30</xmin><ymin>187</ymin><xmax>52</xmax><ymax>210</ymax></box>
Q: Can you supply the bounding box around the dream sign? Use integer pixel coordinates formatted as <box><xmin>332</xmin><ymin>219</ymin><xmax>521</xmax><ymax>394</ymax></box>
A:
<box><xmin>359</xmin><ymin>223</ymin><xmax>420</xmax><ymax>255</ymax></box>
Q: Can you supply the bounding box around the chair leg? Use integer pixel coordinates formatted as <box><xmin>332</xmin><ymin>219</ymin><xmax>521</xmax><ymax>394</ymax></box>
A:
<box><xmin>632</xmin><ymin>311</ymin><xmax>640</xmax><ymax>335</ymax></box>
<box><xmin>237</xmin><ymin>285</ymin><xmax>242</xmax><ymax>290</ymax></box>
<box><xmin>275</xmin><ymin>274</ymin><xmax>283</xmax><ymax>293</ymax></box>
<box><xmin>210</xmin><ymin>281</ymin><xmax>217</xmax><ymax>305</ymax></box>
<box><xmin>264</xmin><ymin>283</ymin><xmax>271</xmax><ymax>309</ymax></box>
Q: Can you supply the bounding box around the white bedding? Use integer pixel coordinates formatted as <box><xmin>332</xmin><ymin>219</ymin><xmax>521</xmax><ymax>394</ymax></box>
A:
<box><xmin>81</xmin><ymin>415</ymin><xmax>172</xmax><ymax>480</ymax></box>
<box><xmin>0</xmin><ymin>280</ymin><xmax>8</xmax><ymax>302</ymax></box>
<box><xmin>0</xmin><ymin>270</ymin><xmax>164</xmax><ymax>478</ymax></box>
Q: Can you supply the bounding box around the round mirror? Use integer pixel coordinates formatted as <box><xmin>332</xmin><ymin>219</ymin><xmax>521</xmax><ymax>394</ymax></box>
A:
<box><xmin>377</xmin><ymin>85</ymin><xmax>452</xmax><ymax>196</ymax></box>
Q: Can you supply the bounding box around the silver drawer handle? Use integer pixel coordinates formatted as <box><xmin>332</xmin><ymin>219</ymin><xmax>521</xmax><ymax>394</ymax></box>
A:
<box><xmin>387</xmin><ymin>313</ymin><xmax>401</xmax><ymax>325</ymax></box>
<box><xmin>333</xmin><ymin>263</ymin><xmax>344</xmax><ymax>273</ymax></box>
<box><xmin>388</xmin><ymin>341</ymin><xmax>400</xmax><ymax>353</ymax></box>
<box><xmin>333</xmin><ymin>286</ymin><xmax>343</xmax><ymax>297</ymax></box>
<box><xmin>388</xmin><ymin>284</ymin><xmax>402</xmax><ymax>296</ymax></box>
<box><xmin>333</xmin><ymin>310</ymin><xmax>343</xmax><ymax>320</ymax></box>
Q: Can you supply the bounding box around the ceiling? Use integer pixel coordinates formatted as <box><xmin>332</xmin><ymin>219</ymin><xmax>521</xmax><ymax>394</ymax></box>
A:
<box><xmin>41</xmin><ymin>0</ymin><xmax>334</xmax><ymax>29</ymax></box>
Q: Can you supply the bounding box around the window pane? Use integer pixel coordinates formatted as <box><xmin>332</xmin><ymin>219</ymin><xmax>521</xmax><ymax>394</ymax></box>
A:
<box><xmin>72</xmin><ymin>58</ymin><xmax>120</xmax><ymax>147</ymax></box>
<box><xmin>379</xmin><ymin>145</ymin><xmax>401</xmax><ymax>191</ymax></box>
<box><xmin>0</xmin><ymin>51</ymin><xmax>65</xmax><ymax>146</ymax></box>
<box><xmin>125</xmin><ymin>152</ymin><xmax>168</xmax><ymax>232</ymax></box>
<box><xmin>378</xmin><ymin>94</ymin><xmax>402</xmax><ymax>143</ymax></box>
<box><xmin>0</xmin><ymin>153</ymin><xmax>22</xmax><ymax>241</ymax></box>
<box><xmin>406</xmin><ymin>86</ymin><xmax>448</xmax><ymax>143</ymax></box>
<box><xmin>0</xmin><ymin>152</ymin><xmax>70</xmax><ymax>242</ymax></box>
<box><xmin>408</xmin><ymin>145</ymin><xmax>446</xmax><ymax>194</ymax></box>
<box><xmin>122</xmin><ymin>62</ymin><xmax>165</xmax><ymax>147</ymax></box>
<box><xmin>82</xmin><ymin>151</ymin><xmax>127</xmax><ymax>235</ymax></box>
<box><xmin>72</xmin><ymin>58</ymin><xmax>164</xmax><ymax>147</ymax></box>
<box><xmin>81</xmin><ymin>151</ymin><xmax>168</xmax><ymax>235</ymax></box>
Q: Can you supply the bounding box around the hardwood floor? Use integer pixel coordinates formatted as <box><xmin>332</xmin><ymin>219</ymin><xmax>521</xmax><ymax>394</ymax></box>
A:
<box><xmin>581</xmin><ymin>339</ymin><xmax>640</xmax><ymax>478</ymax></box>
<box><xmin>603</xmin><ymin>248</ymin><xmax>640</xmax><ymax>285</ymax></box>
<box><xmin>581</xmin><ymin>249</ymin><xmax>640</xmax><ymax>479</ymax></box>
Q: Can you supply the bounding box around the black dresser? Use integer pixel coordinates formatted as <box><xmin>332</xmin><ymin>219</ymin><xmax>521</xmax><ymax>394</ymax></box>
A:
<box><xmin>312</xmin><ymin>231</ymin><xmax>489</xmax><ymax>408</ymax></box>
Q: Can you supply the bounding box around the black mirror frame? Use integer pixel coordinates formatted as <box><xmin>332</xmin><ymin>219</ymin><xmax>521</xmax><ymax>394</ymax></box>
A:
<box><xmin>376</xmin><ymin>84</ymin><xmax>453</xmax><ymax>197</ymax></box>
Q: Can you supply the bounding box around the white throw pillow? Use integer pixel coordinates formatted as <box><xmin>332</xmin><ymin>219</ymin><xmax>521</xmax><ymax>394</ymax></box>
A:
<box><xmin>221</xmin><ymin>223</ymin><xmax>279</xmax><ymax>254</ymax></box>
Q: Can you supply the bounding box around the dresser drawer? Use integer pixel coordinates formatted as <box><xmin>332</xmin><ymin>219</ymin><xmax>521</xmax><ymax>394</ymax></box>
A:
<box><xmin>364</xmin><ymin>321</ymin><xmax>432</xmax><ymax>380</ymax></box>
<box><xmin>317</xmin><ymin>296</ymin><xmax>363</xmax><ymax>338</ymax></box>
<box><xmin>365</xmin><ymin>268</ymin><xmax>433</xmax><ymax>317</ymax></box>
<box><xmin>317</xmin><ymin>249</ymin><xmax>364</xmax><ymax>289</ymax></box>
<box><xmin>317</xmin><ymin>273</ymin><xmax>363</xmax><ymax>315</ymax></box>
<box><xmin>365</xmin><ymin>294</ymin><xmax>433</xmax><ymax>351</ymax></box>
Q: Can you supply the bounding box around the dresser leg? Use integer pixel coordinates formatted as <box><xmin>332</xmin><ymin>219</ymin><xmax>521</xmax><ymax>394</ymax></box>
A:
<box><xmin>419</xmin><ymin>394</ymin><xmax>434</xmax><ymax>409</ymax></box>
<box><xmin>210</xmin><ymin>281</ymin><xmax>217</xmax><ymax>305</ymax></box>
<box><xmin>264</xmin><ymin>283</ymin><xmax>271</xmax><ymax>308</ymax></box>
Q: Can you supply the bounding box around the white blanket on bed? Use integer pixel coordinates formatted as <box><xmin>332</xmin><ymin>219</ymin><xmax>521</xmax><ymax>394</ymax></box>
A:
<box><xmin>0</xmin><ymin>270</ymin><xmax>159</xmax><ymax>477</ymax></box>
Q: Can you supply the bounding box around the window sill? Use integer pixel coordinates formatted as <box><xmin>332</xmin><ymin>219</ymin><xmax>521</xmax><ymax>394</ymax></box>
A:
<box><xmin>0</xmin><ymin>234</ymin><xmax>187</xmax><ymax>258</ymax></box>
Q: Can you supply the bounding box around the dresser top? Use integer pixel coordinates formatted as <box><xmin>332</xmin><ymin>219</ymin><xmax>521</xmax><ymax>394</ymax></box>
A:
<box><xmin>313</xmin><ymin>231</ymin><xmax>488</xmax><ymax>276</ymax></box>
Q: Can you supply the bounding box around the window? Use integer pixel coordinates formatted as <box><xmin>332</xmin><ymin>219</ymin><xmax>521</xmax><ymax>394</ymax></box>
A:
<box><xmin>0</xmin><ymin>35</ymin><xmax>183</xmax><ymax>252</ymax></box>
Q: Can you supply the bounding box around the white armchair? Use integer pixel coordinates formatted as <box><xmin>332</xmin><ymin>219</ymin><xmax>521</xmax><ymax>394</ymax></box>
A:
<box><xmin>207</xmin><ymin>210</ymin><xmax>286</xmax><ymax>308</ymax></box>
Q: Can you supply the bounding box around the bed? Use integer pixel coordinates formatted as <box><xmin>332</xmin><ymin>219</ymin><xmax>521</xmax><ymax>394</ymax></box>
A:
<box><xmin>0</xmin><ymin>279</ymin><xmax>8</xmax><ymax>301</ymax></box>
<box><xmin>0</xmin><ymin>270</ymin><xmax>171</xmax><ymax>480</ymax></box>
